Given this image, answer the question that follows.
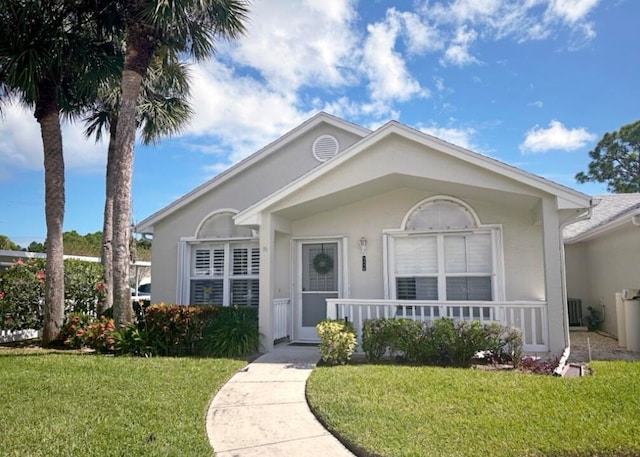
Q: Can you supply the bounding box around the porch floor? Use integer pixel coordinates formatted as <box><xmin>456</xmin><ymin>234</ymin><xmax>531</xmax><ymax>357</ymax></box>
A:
<box><xmin>568</xmin><ymin>330</ymin><xmax>640</xmax><ymax>363</ymax></box>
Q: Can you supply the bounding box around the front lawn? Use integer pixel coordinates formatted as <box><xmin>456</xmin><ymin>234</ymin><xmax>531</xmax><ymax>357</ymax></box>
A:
<box><xmin>0</xmin><ymin>349</ymin><xmax>246</xmax><ymax>456</ymax></box>
<box><xmin>307</xmin><ymin>361</ymin><xmax>640</xmax><ymax>457</ymax></box>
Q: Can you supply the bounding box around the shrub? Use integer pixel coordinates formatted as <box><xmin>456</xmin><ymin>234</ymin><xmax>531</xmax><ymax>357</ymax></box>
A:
<box><xmin>360</xmin><ymin>317</ymin><xmax>524</xmax><ymax>369</ymax></box>
<box><xmin>63</xmin><ymin>259</ymin><xmax>105</xmax><ymax>316</ymax></box>
<box><xmin>0</xmin><ymin>258</ymin><xmax>105</xmax><ymax>332</ymax></box>
<box><xmin>144</xmin><ymin>304</ymin><xmax>220</xmax><ymax>356</ymax></box>
<box><xmin>502</xmin><ymin>326</ymin><xmax>523</xmax><ymax>368</ymax></box>
<box><xmin>58</xmin><ymin>313</ymin><xmax>92</xmax><ymax>349</ymax></box>
<box><xmin>201</xmin><ymin>306</ymin><xmax>259</xmax><ymax>357</ymax></box>
<box><xmin>113</xmin><ymin>323</ymin><xmax>153</xmax><ymax>357</ymax></box>
<box><xmin>362</xmin><ymin>319</ymin><xmax>388</xmax><ymax>362</ymax></box>
<box><xmin>0</xmin><ymin>259</ymin><xmax>44</xmax><ymax>331</ymax></box>
<box><xmin>316</xmin><ymin>319</ymin><xmax>357</xmax><ymax>365</ymax></box>
<box><xmin>84</xmin><ymin>317</ymin><xmax>116</xmax><ymax>353</ymax></box>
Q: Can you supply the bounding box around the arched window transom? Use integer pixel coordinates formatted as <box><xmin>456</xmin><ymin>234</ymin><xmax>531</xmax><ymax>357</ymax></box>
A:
<box><xmin>405</xmin><ymin>199</ymin><xmax>477</xmax><ymax>231</ymax></box>
<box><xmin>196</xmin><ymin>211</ymin><xmax>253</xmax><ymax>239</ymax></box>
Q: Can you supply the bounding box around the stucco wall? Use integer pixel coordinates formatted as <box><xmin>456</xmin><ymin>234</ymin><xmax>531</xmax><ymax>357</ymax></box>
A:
<box><xmin>566</xmin><ymin>223</ymin><xmax>640</xmax><ymax>336</ymax></box>
<box><xmin>288</xmin><ymin>187</ymin><xmax>545</xmax><ymax>302</ymax></box>
<box><xmin>149</xmin><ymin>123</ymin><xmax>364</xmax><ymax>304</ymax></box>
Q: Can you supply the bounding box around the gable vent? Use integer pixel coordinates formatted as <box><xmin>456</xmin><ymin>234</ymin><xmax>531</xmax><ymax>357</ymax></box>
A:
<box><xmin>312</xmin><ymin>135</ymin><xmax>339</xmax><ymax>162</ymax></box>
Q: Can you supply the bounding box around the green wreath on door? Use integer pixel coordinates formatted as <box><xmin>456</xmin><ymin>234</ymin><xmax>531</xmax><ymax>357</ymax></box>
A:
<box><xmin>313</xmin><ymin>252</ymin><xmax>334</xmax><ymax>274</ymax></box>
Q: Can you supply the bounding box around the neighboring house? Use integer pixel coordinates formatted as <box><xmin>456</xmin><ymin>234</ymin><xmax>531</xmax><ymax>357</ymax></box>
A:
<box><xmin>564</xmin><ymin>194</ymin><xmax>640</xmax><ymax>337</ymax></box>
<box><xmin>136</xmin><ymin>112</ymin><xmax>592</xmax><ymax>356</ymax></box>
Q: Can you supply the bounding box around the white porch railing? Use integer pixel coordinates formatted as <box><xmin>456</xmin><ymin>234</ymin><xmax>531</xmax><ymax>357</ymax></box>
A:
<box><xmin>273</xmin><ymin>298</ymin><xmax>291</xmax><ymax>341</ymax></box>
<box><xmin>326</xmin><ymin>299</ymin><xmax>548</xmax><ymax>353</ymax></box>
<box><xmin>0</xmin><ymin>328</ymin><xmax>41</xmax><ymax>344</ymax></box>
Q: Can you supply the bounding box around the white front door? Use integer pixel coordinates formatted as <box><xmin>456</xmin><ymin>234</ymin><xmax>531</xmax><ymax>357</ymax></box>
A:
<box><xmin>297</xmin><ymin>241</ymin><xmax>340</xmax><ymax>341</ymax></box>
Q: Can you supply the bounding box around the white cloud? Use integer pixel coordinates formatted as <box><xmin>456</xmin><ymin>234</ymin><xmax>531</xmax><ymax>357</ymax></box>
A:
<box><xmin>420</xmin><ymin>0</ymin><xmax>600</xmax><ymax>48</ymax></box>
<box><xmin>183</xmin><ymin>60</ymin><xmax>310</xmax><ymax>169</ymax></box>
<box><xmin>441</xmin><ymin>26</ymin><xmax>480</xmax><ymax>67</ymax></box>
<box><xmin>400</xmin><ymin>10</ymin><xmax>444</xmax><ymax>54</ymax></box>
<box><xmin>546</xmin><ymin>0</ymin><xmax>600</xmax><ymax>24</ymax></box>
<box><xmin>519</xmin><ymin>120</ymin><xmax>596</xmax><ymax>153</ymax></box>
<box><xmin>418</xmin><ymin>123</ymin><xmax>477</xmax><ymax>149</ymax></box>
<box><xmin>229</xmin><ymin>0</ymin><xmax>360</xmax><ymax>91</ymax></box>
<box><xmin>528</xmin><ymin>100</ymin><xmax>544</xmax><ymax>108</ymax></box>
<box><xmin>362</xmin><ymin>9</ymin><xmax>428</xmax><ymax>103</ymax></box>
<box><xmin>0</xmin><ymin>103</ymin><xmax>106</xmax><ymax>178</ymax></box>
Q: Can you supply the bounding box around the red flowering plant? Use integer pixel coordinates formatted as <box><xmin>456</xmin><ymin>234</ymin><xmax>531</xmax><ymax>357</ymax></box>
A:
<box><xmin>84</xmin><ymin>316</ymin><xmax>116</xmax><ymax>353</ymax></box>
<box><xmin>59</xmin><ymin>313</ymin><xmax>92</xmax><ymax>348</ymax></box>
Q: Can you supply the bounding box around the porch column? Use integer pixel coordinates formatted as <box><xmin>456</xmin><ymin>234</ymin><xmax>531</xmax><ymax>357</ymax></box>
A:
<box><xmin>259</xmin><ymin>213</ymin><xmax>276</xmax><ymax>352</ymax></box>
<box><xmin>541</xmin><ymin>197</ymin><xmax>565</xmax><ymax>356</ymax></box>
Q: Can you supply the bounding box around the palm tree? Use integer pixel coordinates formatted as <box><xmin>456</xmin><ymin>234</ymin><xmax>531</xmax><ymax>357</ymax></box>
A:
<box><xmin>84</xmin><ymin>54</ymin><xmax>193</xmax><ymax>313</ymax></box>
<box><xmin>0</xmin><ymin>0</ymin><xmax>120</xmax><ymax>344</ymax></box>
<box><xmin>111</xmin><ymin>0</ymin><xmax>250</xmax><ymax>326</ymax></box>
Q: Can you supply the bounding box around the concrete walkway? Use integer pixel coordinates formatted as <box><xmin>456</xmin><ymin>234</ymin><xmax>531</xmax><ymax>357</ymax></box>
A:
<box><xmin>206</xmin><ymin>344</ymin><xmax>355</xmax><ymax>457</ymax></box>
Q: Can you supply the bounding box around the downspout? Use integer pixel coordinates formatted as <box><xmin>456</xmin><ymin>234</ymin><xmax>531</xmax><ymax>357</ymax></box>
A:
<box><xmin>553</xmin><ymin>203</ymin><xmax>594</xmax><ymax>376</ymax></box>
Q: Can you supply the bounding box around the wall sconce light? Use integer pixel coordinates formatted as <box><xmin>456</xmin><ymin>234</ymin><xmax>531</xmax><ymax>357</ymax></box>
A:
<box><xmin>359</xmin><ymin>237</ymin><xmax>367</xmax><ymax>272</ymax></box>
<box><xmin>359</xmin><ymin>237</ymin><xmax>367</xmax><ymax>255</ymax></box>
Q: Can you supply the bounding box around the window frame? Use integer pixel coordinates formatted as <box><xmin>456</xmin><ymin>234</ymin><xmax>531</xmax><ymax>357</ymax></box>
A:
<box><xmin>388</xmin><ymin>230</ymin><xmax>500</xmax><ymax>302</ymax></box>
<box><xmin>383</xmin><ymin>196</ymin><xmax>505</xmax><ymax>303</ymax></box>
<box><xmin>188</xmin><ymin>238</ymin><xmax>260</xmax><ymax>306</ymax></box>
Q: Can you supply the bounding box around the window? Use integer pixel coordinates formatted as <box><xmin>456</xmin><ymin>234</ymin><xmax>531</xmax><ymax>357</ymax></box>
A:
<box><xmin>390</xmin><ymin>196</ymin><xmax>500</xmax><ymax>302</ymax></box>
<box><xmin>392</xmin><ymin>233</ymin><xmax>493</xmax><ymax>301</ymax></box>
<box><xmin>190</xmin><ymin>242</ymin><xmax>259</xmax><ymax>306</ymax></box>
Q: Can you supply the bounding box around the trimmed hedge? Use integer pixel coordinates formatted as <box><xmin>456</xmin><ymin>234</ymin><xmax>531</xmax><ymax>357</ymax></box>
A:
<box><xmin>362</xmin><ymin>318</ymin><xmax>523</xmax><ymax>368</ymax></box>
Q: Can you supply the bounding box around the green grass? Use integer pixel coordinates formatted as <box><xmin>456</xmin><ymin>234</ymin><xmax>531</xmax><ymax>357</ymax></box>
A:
<box><xmin>307</xmin><ymin>361</ymin><xmax>640</xmax><ymax>457</ymax></box>
<box><xmin>0</xmin><ymin>349</ymin><xmax>246</xmax><ymax>457</ymax></box>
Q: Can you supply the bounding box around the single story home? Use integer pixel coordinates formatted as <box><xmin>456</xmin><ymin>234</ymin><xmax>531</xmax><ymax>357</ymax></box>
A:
<box><xmin>564</xmin><ymin>194</ymin><xmax>640</xmax><ymax>338</ymax></box>
<box><xmin>136</xmin><ymin>112</ymin><xmax>594</xmax><ymax>356</ymax></box>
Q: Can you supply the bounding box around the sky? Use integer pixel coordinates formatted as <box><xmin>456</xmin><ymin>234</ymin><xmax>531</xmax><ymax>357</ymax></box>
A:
<box><xmin>1</xmin><ymin>0</ymin><xmax>638</xmax><ymax>246</ymax></box>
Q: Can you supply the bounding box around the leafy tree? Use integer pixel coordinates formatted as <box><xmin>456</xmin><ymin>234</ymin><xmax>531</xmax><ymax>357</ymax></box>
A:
<box><xmin>0</xmin><ymin>0</ymin><xmax>120</xmax><ymax>344</ymax></box>
<box><xmin>0</xmin><ymin>235</ymin><xmax>21</xmax><ymax>251</ymax></box>
<box><xmin>576</xmin><ymin>120</ymin><xmax>640</xmax><ymax>193</ymax></box>
<box><xmin>84</xmin><ymin>54</ymin><xmax>192</xmax><ymax>312</ymax></box>
<box><xmin>26</xmin><ymin>241</ymin><xmax>46</xmax><ymax>253</ymax></box>
<box><xmin>110</xmin><ymin>0</ymin><xmax>249</xmax><ymax>326</ymax></box>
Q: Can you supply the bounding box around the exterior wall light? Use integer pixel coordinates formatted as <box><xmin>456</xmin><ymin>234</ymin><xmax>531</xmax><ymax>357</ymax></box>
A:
<box><xmin>359</xmin><ymin>237</ymin><xmax>367</xmax><ymax>271</ymax></box>
<box><xmin>359</xmin><ymin>237</ymin><xmax>367</xmax><ymax>254</ymax></box>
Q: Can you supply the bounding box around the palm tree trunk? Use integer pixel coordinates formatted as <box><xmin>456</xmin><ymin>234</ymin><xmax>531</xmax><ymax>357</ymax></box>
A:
<box><xmin>112</xmin><ymin>30</ymin><xmax>154</xmax><ymax>327</ymax></box>
<box><xmin>100</xmin><ymin>121</ymin><xmax>118</xmax><ymax>314</ymax></box>
<box><xmin>35</xmin><ymin>85</ymin><xmax>65</xmax><ymax>345</ymax></box>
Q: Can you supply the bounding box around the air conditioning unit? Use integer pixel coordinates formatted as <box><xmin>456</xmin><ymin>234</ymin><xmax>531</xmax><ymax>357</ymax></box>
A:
<box><xmin>622</xmin><ymin>289</ymin><xmax>640</xmax><ymax>300</ymax></box>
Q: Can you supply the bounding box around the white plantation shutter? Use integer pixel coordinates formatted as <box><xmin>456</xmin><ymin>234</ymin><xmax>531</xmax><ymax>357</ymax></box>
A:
<box><xmin>394</xmin><ymin>236</ymin><xmax>437</xmax><ymax>275</ymax></box>
<box><xmin>191</xmin><ymin>279</ymin><xmax>224</xmax><ymax>305</ymax></box>
<box><xmin>194</xmin><ymin>249</ymin><xmax>211</xmax><ymax>276</ymax></box>
<box><xmin>251</xmin><ymin>247</ymin><xmax>260</xmax><ymax>275</ymax></box>
<box><xmin>232</xmin><ymin>247</ymin><xmax>249</xmax><ymax>275</ymax></box>
<box><xmin>189</xmin><ymin>241</ymin><xmax>259</xmax><ymax>306</ymax></box>
<box><xmin>212</xmin><ymin>248</ymin><xmax>224</xmax><ymax>275</ymax></box>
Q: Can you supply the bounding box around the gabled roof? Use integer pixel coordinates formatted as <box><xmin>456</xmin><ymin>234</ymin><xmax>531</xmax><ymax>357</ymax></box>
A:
<box><xmin>563</xmin><ymin>193</ymin><xmax>640</xmax><ymax>243</ymax></box>
<box><xmin>235</xmin><ymin>120</ymin><xmax>591</xmax><ymax>225</ymax></box>
<box><xmin>135</xmin><ymin>112</ymin><xmax>371</xmax><ymax>234</ymax></box>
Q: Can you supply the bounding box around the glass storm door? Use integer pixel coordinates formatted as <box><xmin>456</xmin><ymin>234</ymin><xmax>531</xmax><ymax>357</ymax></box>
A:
<box><xmin>299</xmin><ymin>242</ymin><xmax>339</xmax><ymax>341</ymax></box>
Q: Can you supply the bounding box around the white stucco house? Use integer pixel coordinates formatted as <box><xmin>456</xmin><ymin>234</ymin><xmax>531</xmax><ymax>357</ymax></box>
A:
<box><xmin>136</xmin><ymin>112</ymin><xmax>594</xmax><ymax>356</ymax></box>
<box><xmin>564</xmin><ymin>194</ymin><xmax>640</xmax><ymax>338</ymax></box>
